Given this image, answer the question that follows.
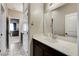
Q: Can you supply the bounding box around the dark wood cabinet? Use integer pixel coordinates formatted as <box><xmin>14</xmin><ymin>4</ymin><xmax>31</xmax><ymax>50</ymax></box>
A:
<box><xmin>33</xmin><ymin>38</ymin><xmax>67</xmax><ymax>56</ymax></box>
<box><xmin>33</xmin><ymin>44</ymin><xmax>43</xmax><ymax>56</ymax></box>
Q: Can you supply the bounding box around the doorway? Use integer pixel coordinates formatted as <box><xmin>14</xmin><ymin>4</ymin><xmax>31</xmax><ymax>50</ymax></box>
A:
<box><xmin>6</xmin><ymin>6</ymin><xmax>29</xmax><ymax>56</ymax></box>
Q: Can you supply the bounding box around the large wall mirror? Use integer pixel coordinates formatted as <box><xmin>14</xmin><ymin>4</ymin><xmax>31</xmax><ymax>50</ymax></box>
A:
<box><xmin>44</xmin><ymin>12</ymin><xmax>77</xmax><ymax>43</ymax></box>
<box><xmin>9</xmin><ymin>18</ymin><xmax>19</xmax><ymax>36</ymax></box>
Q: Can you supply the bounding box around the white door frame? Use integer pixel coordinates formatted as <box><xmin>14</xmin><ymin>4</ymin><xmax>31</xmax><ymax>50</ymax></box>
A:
<box><xmin>22</xmin><ymin>9</ymin><xmax>29</xmax><ymax>55</ymax></box>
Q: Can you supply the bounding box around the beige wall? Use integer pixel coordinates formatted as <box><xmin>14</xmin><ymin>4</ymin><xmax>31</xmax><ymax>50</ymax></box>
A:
<box><xmin>29</xmin><ymin>3</ymin><xmax>44</xmax><ymax>55</ymax></box>
<box><xmin>8</xmin><ymin>9</ymin><xmax>22</xmax><ymax>18</ymax></box>
<box><xmin>8</xmin><ymin>9</ymin><xmax>23</xmax><ymax>41</ymax></box>
<box><xmin>77</xmin><ymin>3</ymin><xmax>79</xmax><ymax>56</ymax></box>
<box><xmin>30</xmin><ymin>3</ymin><xmax>44</xmax><ymax>34</ymax></box>
<box><xmin>44</xmin><ymin>12</ymin><xmax>52</xmax><ymax>36</ymax></box>
<box><xmin>44</xmin><ymin>3</ymin><xmax>77</xmax><ymax>36</ymax></box>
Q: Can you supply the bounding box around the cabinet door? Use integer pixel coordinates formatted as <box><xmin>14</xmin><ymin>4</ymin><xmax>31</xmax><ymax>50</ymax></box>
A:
<box><xmin>33</xmin><ymin>44</ymin><xmax>43</xmax><ymax>56</ymax></box>
<box><xmin>44</xmin><ymin>45</ymin><xmax>55</xmax><ymax>56</ymax></box>
<box><xmin>44</xmin><ymin>45</ymin><xmax>67</xmax><ymax>56</ymax></box>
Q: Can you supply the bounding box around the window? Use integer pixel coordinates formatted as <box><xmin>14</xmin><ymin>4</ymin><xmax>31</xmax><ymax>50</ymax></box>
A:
<box><xmin>10</xmin><ymin>23</ymin><xmax>14</xmax><ymax>31</ymax></box>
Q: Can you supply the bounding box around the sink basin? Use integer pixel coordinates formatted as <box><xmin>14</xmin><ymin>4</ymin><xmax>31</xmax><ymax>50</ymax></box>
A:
<box><xmin>46</xmin><ymin>37</ymin><xmax>57</xmax><ymax>43</ymax></box>
<box><xmin>43</xmin><ymin>34</ymin><xmax>57</xmax><ymax>43</ymax></box>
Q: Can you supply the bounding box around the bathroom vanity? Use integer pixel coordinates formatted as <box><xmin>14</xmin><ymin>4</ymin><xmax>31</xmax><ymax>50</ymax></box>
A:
<box><xmin>33</xmin><ymin>34</ymin><xmax>78</xmax><ymax>56</ymax></box>
<box><xmin>33</xmin><ymin>39</ymin><xmax>67</xmax><ymax>56</ymax></box>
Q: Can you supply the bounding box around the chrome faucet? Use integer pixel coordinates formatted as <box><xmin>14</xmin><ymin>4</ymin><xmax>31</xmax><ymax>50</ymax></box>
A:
<box><xmin>51</xmin><ymin>18</ymin><xmax>56</xmax><ymax>39</ymax></box>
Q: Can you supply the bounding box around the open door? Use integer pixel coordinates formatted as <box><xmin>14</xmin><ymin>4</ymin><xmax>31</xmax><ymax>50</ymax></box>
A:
<box><xmin>0</xmin><ymin>4</ymin><xmax>7</xmax><ymax>54</ymax></box>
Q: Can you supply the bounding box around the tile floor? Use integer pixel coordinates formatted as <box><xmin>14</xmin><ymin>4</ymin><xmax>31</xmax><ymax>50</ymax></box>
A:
<box><xmin>7</xmin><ymin>42</ymin><xmax>28</xmax><ymax>56</ymax></box>
<box><xmin>0</xmin><ymin>42</ymin><xmax>28</xmax><ymax>56</ymax></box>
<box><xmin>0</xmin><ymin>36</ymin><xmax>28</xmax><ymax>56</ymax></box>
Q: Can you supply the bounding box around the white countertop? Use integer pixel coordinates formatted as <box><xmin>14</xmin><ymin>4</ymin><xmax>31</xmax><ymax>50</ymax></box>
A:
<box><xmin>33</xmin><ymin>34</ymin><xmax>78</xmax><ymax>56</ymax></box>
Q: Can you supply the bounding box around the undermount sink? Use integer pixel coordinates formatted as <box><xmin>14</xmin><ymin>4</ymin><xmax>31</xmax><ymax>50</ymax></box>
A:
<box><xmin>43</xmin><ymin>34</ymin><xmax>57</xmax><ymax>43</ymax></box>
<box><xmin>45</xmin><ymin>36</ymin><xmax>57</xmax><ymax>43</ymax></box>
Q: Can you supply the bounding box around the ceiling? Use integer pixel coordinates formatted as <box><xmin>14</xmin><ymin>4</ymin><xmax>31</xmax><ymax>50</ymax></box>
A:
<box><xmin>6</xmin><ymin>3</ymin><xmax>23</xmax><ymax>12</ymax></box>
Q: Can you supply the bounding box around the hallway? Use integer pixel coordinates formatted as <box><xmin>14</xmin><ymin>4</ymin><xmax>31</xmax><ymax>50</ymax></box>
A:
<box><xmin>0</xmin><ymin>3</ymin><xmax>29</xmax><ymax>56</ymax></box>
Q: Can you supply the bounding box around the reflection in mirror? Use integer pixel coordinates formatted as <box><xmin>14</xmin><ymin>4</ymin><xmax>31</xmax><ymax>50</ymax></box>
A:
<box><xmin>50</xmin><ymin>12</ymin><xmax>77</xmax><ymax>43</ymax></box>
<box><xmin>9</xmin><ymin>19</ymin><xmax>19</xmax><ymax>36</ymax></box>
<box><xmin>65</xmin><ymin>12</ymin><xmax>77</xmax><ymax>43</ymax></box>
